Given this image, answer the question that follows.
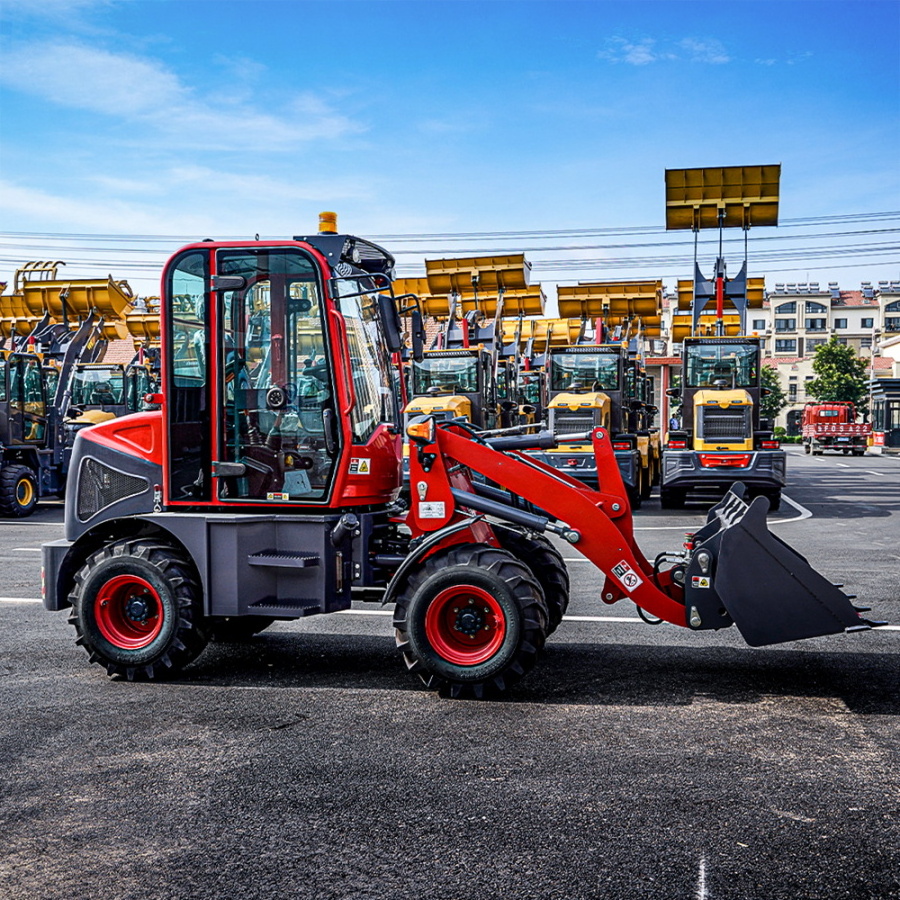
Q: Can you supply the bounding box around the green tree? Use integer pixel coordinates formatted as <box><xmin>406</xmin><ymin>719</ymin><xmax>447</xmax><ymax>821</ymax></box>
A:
<box><xmin>806</xmin><ymin>337</ymin><xmax>870</xmax><ymax>413</ymax></box>
<box><xmin>760</xmin><ymin>363</ymin><xmax>788</xmax><ymax>421</ymax></box>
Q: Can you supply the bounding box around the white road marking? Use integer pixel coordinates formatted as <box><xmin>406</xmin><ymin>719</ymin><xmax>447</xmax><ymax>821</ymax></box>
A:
<box><xmin>0</xmin><ymin>597</ymin><xmax>42</xmax><ymax>604</ymax></box>
<box><xmin>772</xmin><ymin>492</ymin><xmax>813</xmax><ymax>524</ymax></box>
<box><xmin>836</xmin><ymin>463</ymin><xmax>851</xmax><ymax>468</ymax></box>
<box><xmin>866</xmin><ymin>471</ymin><xmax>884</xmax><ymax>476</ymax></box>
<box><xmin>11</xmin><ymin>548</ymin><xmax>42</xmax><ymax>552</ymax></box>
<box><xmin>696</xmin><ymin>857</ymin><xmax>708</xmax><ymax>900</ymax></box>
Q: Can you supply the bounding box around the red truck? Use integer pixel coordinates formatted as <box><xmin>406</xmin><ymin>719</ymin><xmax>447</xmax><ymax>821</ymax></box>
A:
<box><xmin>801</xmin><ymin>402</ymin><xmax>871</xmax><ymax>456</ymax></box>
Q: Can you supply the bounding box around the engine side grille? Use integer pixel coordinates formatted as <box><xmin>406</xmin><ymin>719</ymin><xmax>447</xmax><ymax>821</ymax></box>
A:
<box><xmin>552</xmin><ymin>410</ymin><xmax>595</xmax><ymax>436</ymax></box>
<box><xmin>77</xmin><ymin>457</ymin><xmax>149</xmax><ymax>521</ymax></box>
<box><xmin>699</xmin><ymin>407</ymin><xmax>751</xmax><ymax>442</ymax></box>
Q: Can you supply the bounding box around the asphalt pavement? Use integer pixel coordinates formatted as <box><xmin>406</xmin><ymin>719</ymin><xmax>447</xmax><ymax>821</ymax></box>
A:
<box><xmin>0</xmin><ymin>446</ymin><xmax>898</xmax><ymax>899</ymax></box>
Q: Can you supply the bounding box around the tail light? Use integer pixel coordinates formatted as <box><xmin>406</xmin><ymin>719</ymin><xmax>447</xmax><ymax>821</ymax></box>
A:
<box><xmin>668</xmin><ymin>439</ymin><xmax>687</xmax><ymax>449</ymax></box>
<box><xmin>698</xmin><ymin>454</ymin><xmax>752</xmax><ymax>468</ymax></box>
<box><xmin>612</xmin><ymin>441</ymin><xmax>631</xmax><ymax>451</ymax></box>
<box><xmin>759</xmin><ymin>440</ymin><xmax>780</xmax><ymax>449</ymax></box>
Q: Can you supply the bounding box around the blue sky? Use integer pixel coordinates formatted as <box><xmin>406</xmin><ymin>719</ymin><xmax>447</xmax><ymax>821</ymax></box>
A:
<box><xmin>1</xmin><ymin>0</ymin><xmax>898</xmax><ymax>300</ymax></box>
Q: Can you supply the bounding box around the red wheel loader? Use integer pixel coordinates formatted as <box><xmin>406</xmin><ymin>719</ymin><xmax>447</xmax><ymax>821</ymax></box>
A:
<box><xmin>41</xmin><ymin>217</ymin><xmax>885</xmax><ymax>696</ymax></box>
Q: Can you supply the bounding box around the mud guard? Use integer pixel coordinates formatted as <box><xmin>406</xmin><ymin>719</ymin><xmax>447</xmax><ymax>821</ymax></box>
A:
<box><xmin>685</xmin><ymin>484</ymin><xmax>874</xmax><ymax>647</ymax></box>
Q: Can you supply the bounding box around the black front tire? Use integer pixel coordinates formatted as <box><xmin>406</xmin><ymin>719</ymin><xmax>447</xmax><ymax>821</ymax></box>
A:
<box><xmin>393</xmin><ymin>545</ymin><xmax>548</xmax><ymax>698</ymax></box>
<box><xmin>0</xmin><ymin>464</ymin><xmax>38</xmax><ymax>518</ymax></box>
<box><xmin>660</xmin><ymin>487</ymin><xmax>686</xmax><ymax>509</ymax></box>
<box><xmin>68</xmin><ymin>539</ymin><xmax>209</xmax><ymax>680</ymax></box>
<box><xmin>494</xmin><ymin>525</ymin><xmax>570</xmax><ymax>635</ymax></box>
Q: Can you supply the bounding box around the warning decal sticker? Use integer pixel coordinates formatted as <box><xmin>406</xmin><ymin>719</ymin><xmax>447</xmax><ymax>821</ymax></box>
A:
<box><xmin>691</xmin><ymin>576</ymin><xmax>711</xmax><ymax>589</ymax></box>
<box><xmin>349</xmin><ymin>458</ymin><xmax>371</xmax><ymax>475</ymax></box>
<box><xmin>611</xmin><ymin>560</ymin><xmax>643</xmax><ymax>592</ymax></box>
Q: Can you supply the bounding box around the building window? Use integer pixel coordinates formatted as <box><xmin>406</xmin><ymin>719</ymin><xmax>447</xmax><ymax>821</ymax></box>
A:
<box><xmin>861</xmin><ymin>317</ymin><xmax>874</xmax><ymax>329</ymax></box>
<box><xmin>788</xmin><ymin>384</ymin><xmax>798</xmax><ymax>401</ymax></box>
<box><xmin>807</xmin><ymin>338</ymin><xmax>827</xmax><ymax>350</ymax></box>
<box><xmin>861</xmin><ymin>337</ymin><xmax>872</xmax><ymax>349</ymax></box>
<box><xmin>834</xmin><ymin>337</ymin><xmax>848</xmax><ymax>345</ymax></box>
<box><xmin>752</xmin><ymin>319</ymin><xmax>766</xmax><ymax>331</ymax></box>
<box><xmin>776</xmin><ymin>302</ymin><xmax>796</xmax><ymax>314</ymax></box>
<box><xmin>805</xmin><ymin>318</ymin><xmax>827</xmax><ymax>331</ymax></box>
<box><xmin>885</xmin><ymin>317</ymin><xmax>900</xmax><ymax>332</ymax></box>
<box><xmin>775</xmin><ymin>339</ymin><xmax>796</xmax><ymax>353</ymax></box>
<box><xmin>834</xmin><ymin>318</ymin><xmax>848</xmax><ymax>329</ymax></box>
<box><xmin>775</xmin><ymin>318</ymin><xmax>796</xmax><ymax>332</ymax></box>
<box><xmin>805</xmin><ymin>301</ymin><xmax>827</xmax><ymax>314</ymax></box>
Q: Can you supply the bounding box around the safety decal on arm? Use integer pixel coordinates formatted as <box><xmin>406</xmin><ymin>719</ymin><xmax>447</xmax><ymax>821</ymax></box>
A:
<box><xmin>611</xmin><ymin>560</ymin><xmax>643</xmax><ymax>592</ymax></box>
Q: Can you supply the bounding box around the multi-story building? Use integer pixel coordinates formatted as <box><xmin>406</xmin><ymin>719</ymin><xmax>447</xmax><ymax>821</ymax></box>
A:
<box><xmin>655</xmin><ymin>280</ymin><xmax>900</xmax><ymax>431</ymax></box>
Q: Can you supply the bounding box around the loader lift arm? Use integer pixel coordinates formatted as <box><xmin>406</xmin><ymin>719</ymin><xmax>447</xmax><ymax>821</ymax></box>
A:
<box><xmin>406</xmin><ymin>422</ymin><xmax>689</xmax><ymax>626</ymax></box>
<box><xmin>402</xmin><ymin>418</ymin><xmax>880</xmax><ymax>646</ymax></box>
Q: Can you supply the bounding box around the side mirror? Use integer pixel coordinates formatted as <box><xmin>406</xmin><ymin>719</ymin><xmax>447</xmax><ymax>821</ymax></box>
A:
<box><xmin>410</xmin><ymin>309</ymin><xmax>426</xmax><ymax>363</ymax></box>
<box><xmin>666</xmin><ymin>387</ymin><xmax>681</xmax><ymax>398</ymax></box>
<box><xmin>376</xmin><ymin>293</ymin><xmax>404</xmax><ymax>354</ymax></box>
<box><xmin>761</xmin><ymin>387</ymin><xmax>772</xmax><ymax>397</ymax></box>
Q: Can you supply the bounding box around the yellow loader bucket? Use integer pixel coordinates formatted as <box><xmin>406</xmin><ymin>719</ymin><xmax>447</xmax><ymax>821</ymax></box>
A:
<box><xmin>557</xmin><ymin>279</ymin><xmax>663</xmax><ymax>319</ymax></box>
<box><xmin>20</xmin><ymin>276</ymin><xmax>135</xmax><ymax>320</ymax></box>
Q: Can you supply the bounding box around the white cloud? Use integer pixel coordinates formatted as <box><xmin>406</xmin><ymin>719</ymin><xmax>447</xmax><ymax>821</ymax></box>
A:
<box><xmin>0</xmin><ymin>41</ymin><xmax>363</xmax><ymax>150</ymax></box>
<box><xmin>599</xmin><ymin>35</ymin><xmax>730</xmax><ymax>66</ymax></box>
<box><xmin>678</xmin><ymin>38</ymin><xmax>730</xmax><ymax>65</ymax></box>
<box><xmin>598</xmin><ymin>37</ymin><xmax>661</xmax><ymax>66</ymax></box>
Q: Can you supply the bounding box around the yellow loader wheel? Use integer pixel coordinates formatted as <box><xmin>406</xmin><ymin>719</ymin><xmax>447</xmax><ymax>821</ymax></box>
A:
<box><xmin>0</xmin><ymin>464</ymin><xmax>39</xmax><ymax>518</ymax></box>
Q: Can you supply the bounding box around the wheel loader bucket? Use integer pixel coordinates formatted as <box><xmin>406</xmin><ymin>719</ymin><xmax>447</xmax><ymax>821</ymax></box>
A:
<box><xmin>686</xmin><ymin>484</ymin><xmax>876</xmax><ymax>647</ymax></box>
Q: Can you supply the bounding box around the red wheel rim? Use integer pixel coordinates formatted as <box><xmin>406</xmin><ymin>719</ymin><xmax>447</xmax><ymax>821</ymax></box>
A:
<box><xmin>424</xmin><ymin>585</ymin><xmax>506</xmax><ymax>666</ymax></box>
<box><xmin>94</xmin><ymin>574</ymin><xmax>164</xmax><ymax>649</ymax></box>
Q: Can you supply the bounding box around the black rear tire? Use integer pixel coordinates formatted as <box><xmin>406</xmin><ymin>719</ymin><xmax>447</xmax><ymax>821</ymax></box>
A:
<box><xmin>493</xmin><ymin>525</ymin><xmax>570</xmax><ymax>635</ymax></box>
<box><xmin>0</xmin><ymin>464</ymin><xmax>38</xmax><ymax>518</ymax></box>
<box><xmin>639</xmin><ymin>463</ymin><xmax>653</xmax><ymax>500</ymax></box>
<box><xmin>68</xmin><ymin>539</ymin><xmax>208</xmax><ymax>680</ymax></box>
<box><xmin>393</xmin><ymin>544</ymin><xmax>548</xmax><ymax>698</ymax></box>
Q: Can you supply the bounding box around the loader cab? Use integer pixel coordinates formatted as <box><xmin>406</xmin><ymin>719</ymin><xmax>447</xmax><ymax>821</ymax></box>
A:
<box><xmin>546</xmin><ymin>346</ymin><xmax>621</xmax><ymax>434</ymax></box>
<box><xmin>164</xmin><ymin>241</ymin><xmax>400</xmax><ymax>508</ymax></box>
<box><xmin>680</xmin><ymin>338</ymin><xmax>761</xmax><ymax>450</ymax></box>
<box><xmin>70</xmin><ymin>364</ymin><xmax>127</xmax><ymax>414</ymax></box>
<box><xmin>0</xmin><ymin>351</ymin><xmax>48</xmax><ymax>445</ymax></box>
<box><xmin>406</xmin><ymin>349</ymin><xmax>496</xmax><ymax>429</ymax></box>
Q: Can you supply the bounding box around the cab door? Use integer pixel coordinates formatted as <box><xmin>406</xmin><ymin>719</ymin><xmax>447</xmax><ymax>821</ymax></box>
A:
<box><xmin>8</xmin><ymin>354</ymin><xmax>47</xmax><ymax>444</ymax></box>
<box><xmin>215</xmin><ymin>247</ymin><xmax>341</xmax><ymax>504</ymax></box>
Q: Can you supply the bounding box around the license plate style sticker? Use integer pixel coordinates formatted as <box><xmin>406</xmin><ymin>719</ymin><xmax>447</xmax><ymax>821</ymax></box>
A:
<box><xmin>418</xmin><ymin>501</ymin><xmax>446</xmax><ymax>519</ymax></box>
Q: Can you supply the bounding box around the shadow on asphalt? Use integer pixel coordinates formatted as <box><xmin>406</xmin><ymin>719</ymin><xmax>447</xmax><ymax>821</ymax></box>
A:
<box><xmin>168</xmin><ymin>631</ymin><xmax>900</xmax><ymax>715</ymax></box>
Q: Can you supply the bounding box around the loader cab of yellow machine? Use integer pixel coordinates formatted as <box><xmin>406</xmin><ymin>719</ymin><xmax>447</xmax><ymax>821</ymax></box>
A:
<box><xmin>163</xmin><ymin>240</ymin><xmax>400</xmax><ymax>509</ymax></box>
<box><xmin>0</xmin><ymin>351</ymin><xmax>48</xmax><ymax>445</ymax></box>
<box><xmin>405</xmin><ymin>349</ymin><xmax>494</xmax><ymax>429</ymax></box>
<box><xmin>682</xmin><ymin>338</ymin><xmax>761</xmax><ymax>451</ymax></box>
<box><xmin>546</xmin><ymin>346</ymin><xmax>620</xmax><ymax>434</ymax></box>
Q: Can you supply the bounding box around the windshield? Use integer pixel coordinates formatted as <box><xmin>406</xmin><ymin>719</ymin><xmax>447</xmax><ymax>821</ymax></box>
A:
<box><xmin>550</xmin><ymin>352</ymin><xmax>619</xmax><ymax>392</ymax></box>
<box><xmin>333</xmin><ymin>278</ymin><xmax>398</xmax><ymax>443</ymax></box>
<box><xmin>685</xmin><ymin>343</ymin><xmax>758</xmax><ymax>388</ymax></box>
<box><xmin>71</xmin><ymin>366</ymin><xmax>125</xmax><ymax>405</ymax></box>
<box><xmin>412</xmin><ymin>356</ymin><xmax>479</xmax><ymax>395</ymax></box>
<box><xmin>521</xmin><ymin>373</ymin><xmax>542</xmax><ymax>404</ymax></box>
